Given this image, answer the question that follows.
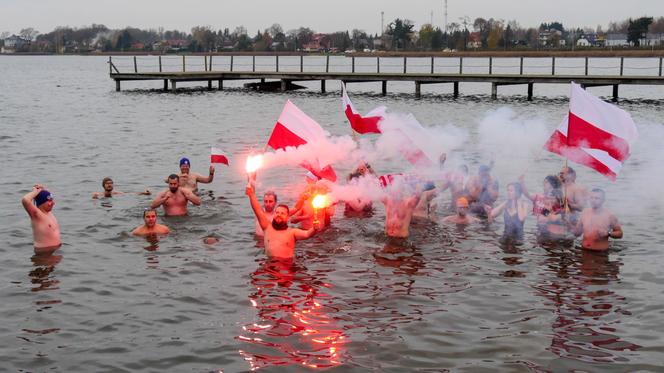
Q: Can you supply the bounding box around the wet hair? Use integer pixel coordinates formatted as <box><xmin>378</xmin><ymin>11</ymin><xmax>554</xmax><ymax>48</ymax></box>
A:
<box><xmin>544</xmin><ymin>175</ymin><xmax>561</xmax><ymax>190</ymax></box>
<box><xmin>507</xmin><ymin>182</ymin><xmax>522</xmax><ymax>198</ymax></box>
<box><xmin>264</xmin><ymin>190</ymin><xmax>277</xmax><ymax>203</ymax></box>
<box><xmin>143</xmin><ymin>208</ymin><xmax>157</xmax><ymax>218</ymax></box>
<box><xmin>102</xmin><ymin>177</ymin><xmax>113</xmax><ymax>187</ymax></box>
<box><xmin>168</xmin><ymin>174</ymin><xmax>179</xmax><ymax>181</ymax></box>
<box><xmin>566</xmin><ymin>167</ymin><xmax>576</xmax><ymax>178</ymax></box>
<box><xmin>276</xmin><ymin>204</ymin><xmax>290</xmax><ymax>214</ymax></box>
<box><xmin>591</xmin><ymin>188</ymin><xmax>605</xmax><ymax>199</ymax></box>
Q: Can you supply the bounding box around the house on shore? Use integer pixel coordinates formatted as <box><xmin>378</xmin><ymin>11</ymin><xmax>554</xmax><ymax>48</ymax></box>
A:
<box><xmin>2</xmin><ymin>35</ymin><xmax>31</xmax><ymax>53</ymax></box>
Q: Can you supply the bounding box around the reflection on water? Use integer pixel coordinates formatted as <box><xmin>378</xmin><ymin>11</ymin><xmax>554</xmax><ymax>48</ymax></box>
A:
<box><xmin>238</xmin><ymin>258</ymin><xmax>346</xmax><ymax>370</ymax></box>
<box><xmin>535</xmin><ymin>249</ymin><xmax>641</xmax><ymax>364</ymax></box>
<box><xmin>30</xmin><ymin>253</ymin><xmax>62</xmax><ymax>293</ymax></box>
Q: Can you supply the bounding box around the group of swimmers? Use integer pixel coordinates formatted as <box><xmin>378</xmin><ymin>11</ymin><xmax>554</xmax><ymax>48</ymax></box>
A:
<box><xmin>22</xmin><ymin>153</ymin><xmax>622</xmax><ymax>260</ymax></box>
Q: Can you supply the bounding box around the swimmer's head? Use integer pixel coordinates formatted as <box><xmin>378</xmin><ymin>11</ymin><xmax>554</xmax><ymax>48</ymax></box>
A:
<box><xmin>263</xmin><ymin>191</ymin><xmax>277</xmax><ymax>213</ymax></box>
<box><xmin>168</xmin><ymin>174</ymin><xmax>179</xmax><ymax>193</ymax></box>
<box><xmin>179</xmin><ymin>158</ymin><xmax>191</xmax><ymax>173</ymax></box>
<box><xmin>272</xmin><ymin>204</ymin><xmax>290</xmax><ymax>229</ymax></box>
<box><xmin>507</xmin><ymin>182</ymin><xmax>522</xmax><ymax>200</ymax></box>
<box><xmin>143</xmin><ymin>209</ymin><xmax>157</xmax><ymax>227</ymax></box>
<box><xmin>423</xmin><ymin>181</ymin><xmax>436</xmax><ymax>191</ymax></box>
<box><xmin>102</xmin><ymin>177</ymin><xmax>114</xmax><ymax>191</ymax></box>
<box><xmin>456</xmin><ymin>197</ymin><xmax>469</xmax><ymax>216</ymax></box>
<box><xmin>34</xmin><ymin>190</ymin><xmax>54</xmax><ymax>211</ymax></box>
<box><xmin>590</xmin><ymin>188</ymin><xmax>605</xmax><ymax>209</ymax></box>
<box><xmin>559</xmin><ymin>166</ymin><xmax>576</xmax><ymax>182</ymax></box>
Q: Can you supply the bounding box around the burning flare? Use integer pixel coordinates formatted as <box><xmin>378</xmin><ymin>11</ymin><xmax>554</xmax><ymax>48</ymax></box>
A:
<box><xmin>311</xmin><ymin>194</ymin><xmax>331</xmax><ymax>209</ymax></box>
<box><xmin>245</xmin><ymin>154</ymin><xmax>264</xmax><ymax>174</ymax></box>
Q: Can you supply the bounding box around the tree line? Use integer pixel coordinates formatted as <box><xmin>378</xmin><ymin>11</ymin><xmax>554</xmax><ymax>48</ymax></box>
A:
<box><xmin>2</xmin><ymin>15</ymin><xmax>664</xmax><ymax>53</ymax></box>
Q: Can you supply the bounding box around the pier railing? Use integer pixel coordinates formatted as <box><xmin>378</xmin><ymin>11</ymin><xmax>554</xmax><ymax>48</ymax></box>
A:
<box><xmin>109</xmin><ymin>55</ymin><xmax>664</xmax><ymax>77</ymax></box>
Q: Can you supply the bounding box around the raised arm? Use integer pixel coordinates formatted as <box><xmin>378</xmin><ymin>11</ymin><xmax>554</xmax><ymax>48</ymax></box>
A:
<box><xmin>489</xmin><ymin>200</ymin><xmax>507</xmax><ymax>220</ymax></box>
<box><xmin>519</xmin><ymin>175</ymin><xmax>535</xmax><ymax>202</ymax></box>
<box><xmin>246</xmin><ymin>185</ymin><xmax>270</xmax><ymax>230</ymax></box>
<box><xmin>183</xmin><ymin>188</ymin><xmax>201</xmax><ymax>205</ymax></box>
<box><xmin>150</xmin><ymin>190</ymin><xmax>169</xmax><ymax>209</ymax></box>
<box><xmin>22</xmin><ymin>185</ymin><xmax>43</xmax><ymax>219</ymax></box>
<box><xmin>196</xmin><ymin>166</ymin><xmax>215</xmax><ymax>184</ymax></box>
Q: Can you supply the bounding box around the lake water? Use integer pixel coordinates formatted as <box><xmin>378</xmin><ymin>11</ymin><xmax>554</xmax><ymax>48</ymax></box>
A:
<box><xmin>1</xmin><ymin>55</ymin><xmax>664</xmax><ymax>372</ymax></box>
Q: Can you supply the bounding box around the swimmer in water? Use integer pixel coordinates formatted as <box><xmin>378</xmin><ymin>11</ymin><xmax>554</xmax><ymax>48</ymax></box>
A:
<box><xmin>151</xmin><ymin>174</ymin><xmax>201</xmax><ymax>216</ymax></box>
<box><xmin>92</xmin><ymin>177</ymin><xmax>151</xmax><ymax>199</ymax></box>
<box><xmin>255</xmin><ymin>190</ymin><xmax>277</xmax><ymax>237</ymax></box>
<box><xmin>381</xmin><ymin>180</ymin><xmax>421</xmax><ymax>238</ymax></box>
<box><xmin>132</xmin><ymin>209</ymin><xmax>170</xmax><ymax>236</ymax></box>
<box><xmin>246</xmin><ymin>184</ymin><xmax>318</xmax><ymax>259</ymax></box>
<box><xmin>21</xmin><ymin>184</ymin><xmax>61</xmax><ymax>255</ymax></box>
<box><xmin>567</xmin><ymin>188</ymin><xmax>622</xmax><ymax>251</ymax></box>
<box><xmin>487</xmin><ymin>182</ymin><xmax>528</xmax><ymax>242</ymax></box>
<box><xmin>167</xmin><ymin>157</ymin><xmax>215</xmax><ymax>193</ymax></box>
<box><xmin>441</xmin><ymin>197</ymin><xmax>479</xmax><ymax>225</ymax></box>
<box><xmin>466</xmin><ymin>164</ymin><xmax>499</xmax><ymax>217</ymax></box>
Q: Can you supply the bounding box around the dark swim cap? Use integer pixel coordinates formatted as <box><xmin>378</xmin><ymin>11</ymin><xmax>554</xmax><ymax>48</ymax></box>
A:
<box><xmin>179</xmin><ymin>157</ymin><xmax>190</xmax><ymax>166</ymax></box>
<box><xmin>34</xmin><ymin>190</ymin><xmax>52</xmax><ymax>206</ymax></box>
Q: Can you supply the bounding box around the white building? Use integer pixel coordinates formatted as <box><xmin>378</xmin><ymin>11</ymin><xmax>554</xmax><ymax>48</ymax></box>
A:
<box><xmin>2</xmin><ymin>35</ymin><xmax>30</xmax><ymax>53</ymax></box>
<box><xmin>606</xmin><ymin>33</ymin><xmax>629</xmax><ymax>47</ymax></box>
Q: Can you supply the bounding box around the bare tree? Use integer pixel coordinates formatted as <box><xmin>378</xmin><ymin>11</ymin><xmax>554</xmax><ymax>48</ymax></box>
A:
<box><xmin>19</xmin><ymin>27</ymin><xmax>39</xmax><ymax>41</ymax></box>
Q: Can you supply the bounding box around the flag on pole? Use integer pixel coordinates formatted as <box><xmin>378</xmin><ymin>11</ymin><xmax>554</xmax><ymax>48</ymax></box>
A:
<box><xmin>544</xmin><ymin>82</ymin><xmax>638</xmax><ymax>180</ymax></box>
<box><xmin>266</xmin><ymin>100</ymin><xmax>337</xmax><ymax>182</ymax></box>
<box><xmin>341</xmin><ymin>82</ymin><xmax>386</xmax><ymax>134</ymax></box>
<box><xmin>210</xmin><ymin>147</ymin><xmax>229</xmax><ymax>165</ymax></box>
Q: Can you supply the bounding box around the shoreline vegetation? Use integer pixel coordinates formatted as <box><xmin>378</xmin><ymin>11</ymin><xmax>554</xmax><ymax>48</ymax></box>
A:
<box><xmin>2</xmin><ymin>50</ymin><xmax>664</xmax><ymax>58</ymax></box>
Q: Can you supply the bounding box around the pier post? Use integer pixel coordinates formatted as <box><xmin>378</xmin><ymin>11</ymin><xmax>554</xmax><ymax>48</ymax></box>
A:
<box><xmin>551</xmin><ymin>57</ymin><xmax>555</xmax><ymax>75</ymax></box>
<box><xmin>253</xmin><ymin>56</ymin><xmax>256</xmax><ymax>72</ymax></box>
<box><xmin>381</xmin><ymin>81</ymin><xmax>387</xmax><ymax>96</ymax></box>
<box><xmin>527</xmin><ymin>83</ymin><xmax>533</xmax><ymax>101</ymax></box>
<box><xmin>660</xmin><ymin>57</ymin><xmax>663</xmax><ymax>76</ymax></box>
<box><xmin>620</xmin><ymin>57</ymin><xmax>624</xmax><ymax>76</ymax></box>
<box><xmin>261</xmin><ymin>78</ymin><xmax>265</xmax><ymax>83</ymax></box>
<box><xmin>218</xmin><ymin>80</ymin><xmax>223</xmax><ymax>91</ymax></box>
<box><xmin>431</xmin><ymin>56</ymin><xmax>434</xmax><ymax>74</ymax></box>
<box><xmin>159</xmin><ymin>56</ymin><xmax>162</xmax><ymax>72</ymax></box>
<box><xmin>352</xmin><ymin>56</ymin><xmax>355</xmax><ymax>73</ymax></box>
<box><xmin>204</xmin><ymin>56</ymin><xmax>207</xmax><ymax>71</ymax></box>
<box><xmin>415</xmin><ymin>82</ymin><xmax>421</xmax><ymax>98</ymax></box>
<box><xmin>133</xmin><ymin>56</ymin><xmax>137</xmax><ymax>73</ymax></box>
<box><xmin>326</xmin><ymin>55</ymin><xmax>330</xmax><ymax>73</ymax></box>
<box><xmin>612</xmin><ymin>84</ymin><xmax>619</xmax><ymax>102</ymax></box>
<box><xmin>491</xmin><ymin>83</ymin><xmax>497</xmax><ymax>100</ymax></box>
<box><xmin>403</xmin><ymin>56</ymin><xmax>407</xmax><ymax>74</ymax></box>
<box><xmin>207</xmin><ymin>80</ymin><xmax>212</xmax><ymax>90</ymax></box>
<box><xmin>109</xmin><ymin>56</ymin><xmax>112</xmax><ymax>74</ymax></box>
<box><xmin>459</xmin><ymin>57</ymin><xmax>463</xmax><ymax>74</ymax></box>
<box><xmin>210</xmin><ymin>55</ymin><xmax>213</xmax><ymax>71</ymax></box>
<box><xmin>453</xmin><ymin>82</ymin><xmax>459</xmax><ymax>98</ymax></box>
<box><xmin>163</xmin><ymin>79</ymin><xmax>168</xmax><ymax>91</ymax></box>
<box><xmin>377</xmin><ymin>57</ymin><xmax>380</xmax><ymax>73</ymax></box>
<box><xmin>171</xmin><ymin>80</ymin><xmax>177</xmax><ymax>92</ymax></box>
<box><xmin>489</xmin><ymin>57</ymin><xmax>493</xmax><ymax>75</ymax></box>
<box><xmin>182</xmin><ymin>55</ymin><xmax>185</xmax><ymax>72</ymax></box>
<box><xmin>230</xmin><ymin>55</ymin><xmax>234</xmax><ymax>72</ymax></box>
<box><xmin>115</xmin><ymin>80</ymin><xmax>121</xmax><ymax>92</ymax></box>
<box><xmin>280</xmin><ymin>79</ymin><xmax>287</xmax><ymax>92</ymax></box>
<box><xmin>276</xmin><ymin>55</ymin><xmax>279</xmax><ymax>72</ymax></box>
<box><xmin>300</xmin><ymin>55</ymin><xmax>304</xmax><ymax>72</ymax></box>
<box><xmin>321</xmin><ymin>80</ymin><xmax>326</xmax><ymax>93</ymax></box>
<box><xmin>520</xmin><ymin>57</ymin><xmax>523</xmax><ymax>75</ymax></box>
<box><xmin>585</xmin><ymin>57</ymin><xmax>589</xmax><ymax>75</ymax></box>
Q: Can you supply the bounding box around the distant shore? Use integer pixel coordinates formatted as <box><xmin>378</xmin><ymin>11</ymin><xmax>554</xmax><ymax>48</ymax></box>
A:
<box><xmin>2</xmin><ymin>50</ymin><xmax>664</xmax><ymax>58</ymax></box>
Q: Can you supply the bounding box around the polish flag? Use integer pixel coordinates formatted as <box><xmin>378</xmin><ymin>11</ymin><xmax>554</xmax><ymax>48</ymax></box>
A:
<box><xmin>210</xmin><ymin>147</ymin><xmax>229</xmax><ymax>165</ymax></box>
<box><xmin>266</xmin><ymin>100</ymin><xmax>337</xmax><ymax>182</ymax></box>
<box><xmin>544</xmin><ymin>82</ymin><xmax>638</xmax><ymax>180</ymax></box>
<box><xmin>341</xmin><ymin>82</ymin><xmax>386</xmax><ymax>134</ymax></box>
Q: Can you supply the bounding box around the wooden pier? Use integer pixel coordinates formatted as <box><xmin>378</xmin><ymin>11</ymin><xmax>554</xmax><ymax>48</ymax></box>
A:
<box><xmin>109</xmin><ymin>55</ymin><xmax>664</xmax><ymax>101</ymax></box>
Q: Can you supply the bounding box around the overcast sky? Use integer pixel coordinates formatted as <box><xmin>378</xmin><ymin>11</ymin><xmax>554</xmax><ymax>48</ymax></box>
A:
<box><xmin>1</xmin><ymin>0</ymin><xmax>661</xmax><ymax>35</ymax></box>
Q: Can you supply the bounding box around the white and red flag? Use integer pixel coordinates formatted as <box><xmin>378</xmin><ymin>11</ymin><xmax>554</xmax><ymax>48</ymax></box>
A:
<box><xmin>210</xmin><ymin>147</ymin><xmax>229</xmax><ymax>165</ymax></box>
<box><xmin>544</xmin><ymin>82</ymin><xmax>638</xmax><ymax>180</ymax></box>
<box><xmin>341</xmin><ymin>82</ymin><xmax>386</xmax><ymax>134</ymax></box>
<box><xmin>266</xmin><ymin>100</ymin><xmax>338</xmax><ymax>182</ymax></box>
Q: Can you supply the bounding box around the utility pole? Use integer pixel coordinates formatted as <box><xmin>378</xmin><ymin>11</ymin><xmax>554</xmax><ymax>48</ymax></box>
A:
<box><xmin>431</xmin><ymin>11</ymin><xmax>434</xmax><ymax>26</ymax></box>
<box><xmin>444</xmin><ymin>0</ymin><xmax>448</xmax><ymax>32</ymax></box>
<box><xmin>381</xmin><ymin>11</ymin><xmax>385</xmax><ymax>35</ymax></box>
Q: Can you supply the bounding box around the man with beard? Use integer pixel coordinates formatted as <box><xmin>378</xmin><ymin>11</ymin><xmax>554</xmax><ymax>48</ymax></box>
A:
<box><xmin>151</xmin><ymin>174</ymin><xmax>201</xmax><ymax>216</ymax></box>
<box><xmin>168</xmin><ymin>157</ymin><xmax>214</xmax><ymax>193</ymax></box>
<box><xmin>22</xmin><ymin>184</ymin><xmax>61</xmax><ymax>255</ymax></box>
<box><xmin>92</xmin><ymin>177</ymin><xmax>151</xmax><ymax>199</ymax></box>
<box><xmin>246</xmin><ymin>184</ymin><xmax>318</xmax><ymax>259</ymax></box>
<box><xmin>559</xmin><ymin>166</ymin><xmax>588</xmax><ymax>215</ymax></box>
<box><xmin>568</xmin><ymin>188</ymin><xmax>622</xmax><ymax>251</ymax></box>
<box><xmin>255</xmin><ymin>190</ymin><xmax>277</xmax><ymax>236</ymax></box>
<box><xmin>441</xmin><ymin>197</ymin><xmax>479</xmax><ymax>225</ymax></box>
<box><xmin>132</xmin><ymin>209</ymin><xmax>170</xmax><ymax>236</ymax></box>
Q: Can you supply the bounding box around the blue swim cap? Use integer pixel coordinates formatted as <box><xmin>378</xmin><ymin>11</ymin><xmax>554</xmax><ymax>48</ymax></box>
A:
<box><xmin>34</xmin><ymin>190</ymin><xmax>52</xmax><ymax>207</ymax></box>
<box><xmin>179</xmin><ymin>157</ymin><xmax>190</xmax><ymax>166</ymax></box>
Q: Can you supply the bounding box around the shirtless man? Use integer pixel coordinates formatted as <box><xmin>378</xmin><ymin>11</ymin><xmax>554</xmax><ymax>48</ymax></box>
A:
<box><xmin>255</xmin><ymin>191</ymin><xmax>277</xmax><ymax>236</ymax></box>
<box><xmin>413</xmin><ymin>182</ymin><xmax>438</xmax><ymax>220</ymax></box>
<box><xmin>132</xmin><ymin>209</ymin><xmax>170</xmax><ymax>236</ymax></box>
<box><xmin>151</xmin><ymin>174</ymin><xmax>201</xmax><ymax>216</ymax></box>
<box><xmin>569</xmin><ymin>188</ymin><xmax>622</xmax><ymax>251</ymax></box>
<box><xmin>560</xmin><ymin>166</ymin><xmax>587</xmax><ymax>214</ymax></box>
<box><xmin>246</xmin><ymin>184</ymin><xmax>317</xmax><ymax>259</ymax></box>
<box><xmin>170</xmin><ymin>157</ymin><xmax>214</xmax><ymax>193</ymax></box>
<box><xmin>466</xmin><ymin>165</ymin><xmax>499</xmax><ymax>217</ymax></box>
<box><xmin>21</xmin><ymin>184</ymin><xmax>61</xmax><ymax>254</ymax></box>
<box><xmin>382</xmin><ymin>185</ymin><xmax>421</xmax><ymax>238</ymax></box>
<box><xmin>92</xmin><ymin>177</ymin><xmax>151</xmax><ymax>199</ymax></box>
<box><xmin>441</xmin><ymin>197</ymin><xmax>479</xmax><ymax>225</ymax></box>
